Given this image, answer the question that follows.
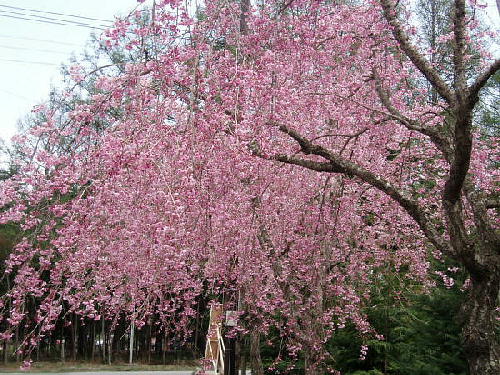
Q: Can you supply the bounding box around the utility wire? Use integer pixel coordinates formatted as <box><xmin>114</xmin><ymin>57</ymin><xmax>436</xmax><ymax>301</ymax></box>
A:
<box><xmin>0</xmin><ymin>34</ymin><xmax>81</xmax><ymax>47</ymax></box>
<box><xmin>0</xmin><ymin>11</ymin><xmax>107</xmax><ymax>30</ymax></box>
<box><xmin>0</xmin><ymin>58</ymin><xmax>58</xmax><ymax>66</ymax></box>
<box><xmin>0</xmin><ymin>13</ymin><xmax>66</xmax><ymax>26</ymax></box>
<box><xmin>0</xmin><ymin>88</ymin><xmax>31</xmax><ymax>101</ymax></box>
<box><xmin>0</xmin><ymin>44</ymin><xmax>72</xmax><ymax>55</ymax></box>
<box><xmin>0</xmin><ymin>4</ymin><xmax>114</xmax><ymax>24</ymax></box>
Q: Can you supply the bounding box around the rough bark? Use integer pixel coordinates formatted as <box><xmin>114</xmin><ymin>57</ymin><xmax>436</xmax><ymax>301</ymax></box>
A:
<box><xmin>462</xmin><ymin>268</ymin><xmax>500</xmax><ymax>375</ymax></box>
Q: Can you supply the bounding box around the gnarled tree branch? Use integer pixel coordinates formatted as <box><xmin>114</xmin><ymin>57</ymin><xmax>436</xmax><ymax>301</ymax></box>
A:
<box><xmin>379</xmin><ymin>0</ymin><xmax>455</xmax><ymax>104</ymax></box>
<box><xmin>275</xmin><ymin>124</ymin><xmax>451</xmax><ymax>255</ymax></box>
<box><xmin>373</xmin><ymin>70</ymin><xmax>453</xmax><ymax>161</ymax></box>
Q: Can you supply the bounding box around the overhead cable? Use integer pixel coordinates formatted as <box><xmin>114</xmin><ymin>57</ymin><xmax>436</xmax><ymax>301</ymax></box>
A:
<box><xmin>0</xmin><ymin>9</ymin><xmax>109</xmax><ymax>30</ymax></box>
<box><xmin>0</xmin><ymin>34</ymin><xmax>81</xmax><ymax>47</ymax></box>
<box><xmin>0</xmin><ymin>58</ymin><xmax>58</xmax><ymax>66</ymax></box>
<box><xmin>0</xmin><ymin>4</ymin><xmax>114</xmax><ymax>24</ymax></box>
<box><xmin>0</xmin><ymin>44</ymin><xmax>71</xmax><ymax>55</ymax></box>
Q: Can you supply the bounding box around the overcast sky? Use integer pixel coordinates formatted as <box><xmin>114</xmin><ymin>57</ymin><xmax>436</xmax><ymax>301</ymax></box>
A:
<box><xmin>0</xmin><ymin>0</ymin><xmax>154</xmax><ymax>149</ymax></box>
<box><xmin>0</xmin><ymin>0</ymin><xmax>498</xmax><ymax>152</ymax></box>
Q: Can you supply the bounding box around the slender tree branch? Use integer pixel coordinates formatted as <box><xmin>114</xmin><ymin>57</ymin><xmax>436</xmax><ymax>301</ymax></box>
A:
<box><xmin>468</xmin><ymin>58</ymin><xmax>500</xmax><ymax>105</ymax></box>
<box><xmin>373</xmin><ymin>70</ymin><xmax>453</xmax><ymax>160</ymax></box>
<box><xmin>379</xmin><ymin>0</ymin><xmax>455</xmax><ymax>104</ymax></box>
<box><xmin>278</xmin><ymin>0</ymin><xmax>296</xmax><ymax>14</ymax></box>
<box><xmin>310</xmin><ymin>128</ymin><xmax>368</xmax><ymax>142</ymax></box>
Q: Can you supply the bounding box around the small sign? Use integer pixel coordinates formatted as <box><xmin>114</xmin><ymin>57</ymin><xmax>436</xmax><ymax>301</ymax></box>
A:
<box><xmin>225</xmin><ymin>310</ymin><xmax>238</xmax><ymax>327</ymax></box>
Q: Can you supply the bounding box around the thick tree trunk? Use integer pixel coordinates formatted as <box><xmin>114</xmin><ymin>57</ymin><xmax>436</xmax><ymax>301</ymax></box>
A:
<box><xmin>462</xmin><ymin>271</ymin><xmax>500</xmax><ymax>375</ymax></box>
<box><xmin>303</xmin><ymin>346</ymin><xmax>325</xmax><ymax>375</ymax></box>
<box><xmin>249</xmin><ymin>331</ymin><xmax>263</xmax><ymax>375</ymax></box>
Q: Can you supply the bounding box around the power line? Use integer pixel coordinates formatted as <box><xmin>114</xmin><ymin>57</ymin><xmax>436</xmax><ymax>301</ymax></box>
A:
<box><xmin>0</xmin><ymin>4</ymin><xmax>114</xmax><ymax>24</ymax></box>
<box><xmin>0</xmin><ymin>44</ymin><xmax>72</xmax><ymax>55</ymax></box>
<box><xmin>0</xmin><ymin>11</ymin><xmax>107</xmax><ymax>30</ymax></box>
<box><xmin>0</xmin><ymin>13</ymin><xmax>67</xmax><ymax>26</ymax></box>
<box><xmin>0</xmin><ymin>58</ymin><xmax>58</xmax><ymax>66</ymax></box>
<box><xmin>0</xmin><ymin>88</ymin><xmax>31</xmax><ymax>101</ymax></box>
<box><xmin>0</xmin><ymin>34</ymin><xmax>81</xmax><ymax>47</ymax></box>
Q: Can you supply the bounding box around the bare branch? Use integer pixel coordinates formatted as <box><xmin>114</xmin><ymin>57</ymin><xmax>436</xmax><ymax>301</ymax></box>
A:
<box><xmin>379</xmin><ymin>0</ymin><xmax>455</xmax><ymax>104</ymax></box>
<box><xmin>274</xmin><ymin>154</ymin><xmax>344</xmax><ymax>173</ymax></box>
<box><xmin>468</xmin><ymin>58</ymin><xmax>500</xmax><ymax>105</ymax></box>
<box><xmin>278</xmin><ymin>0</ymin><xmax>296</xmax><ymax>14</ymax></box>
<box><xmin>373</xmin><ymin>70</ymin><xmax>453</xmax><ymax>160</ymax></box>
<box><xmin>310</xmin><ymin>128</ymin><xmax>368</xmax><ymax>142</ymax></box>
<box><xmin>453</xmin><ymin>0</ymin><xmax>468</xmax><ymax>96</ymax></box>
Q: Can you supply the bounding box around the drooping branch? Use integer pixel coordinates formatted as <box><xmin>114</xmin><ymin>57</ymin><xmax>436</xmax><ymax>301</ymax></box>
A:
<box><xmin>275</xmin><ymin>124</ymin><xmax>451</xmax><ymax>255</ymax></box>
<box><xmin>379</xmin><ymin>0</ymin><xmax>455</xmax><ymax>104</ymax></box>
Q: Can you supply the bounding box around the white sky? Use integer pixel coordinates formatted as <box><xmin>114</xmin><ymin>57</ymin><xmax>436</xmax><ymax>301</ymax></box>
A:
<box><xmin>0</xmin><ymin>0</ymin><xmax>498</xmax><ymax>151</ymax></box>
<box><xmin>0</xmin><ymin>0</ymin><xmax>154</xmax><ymax>149</ymax></box>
